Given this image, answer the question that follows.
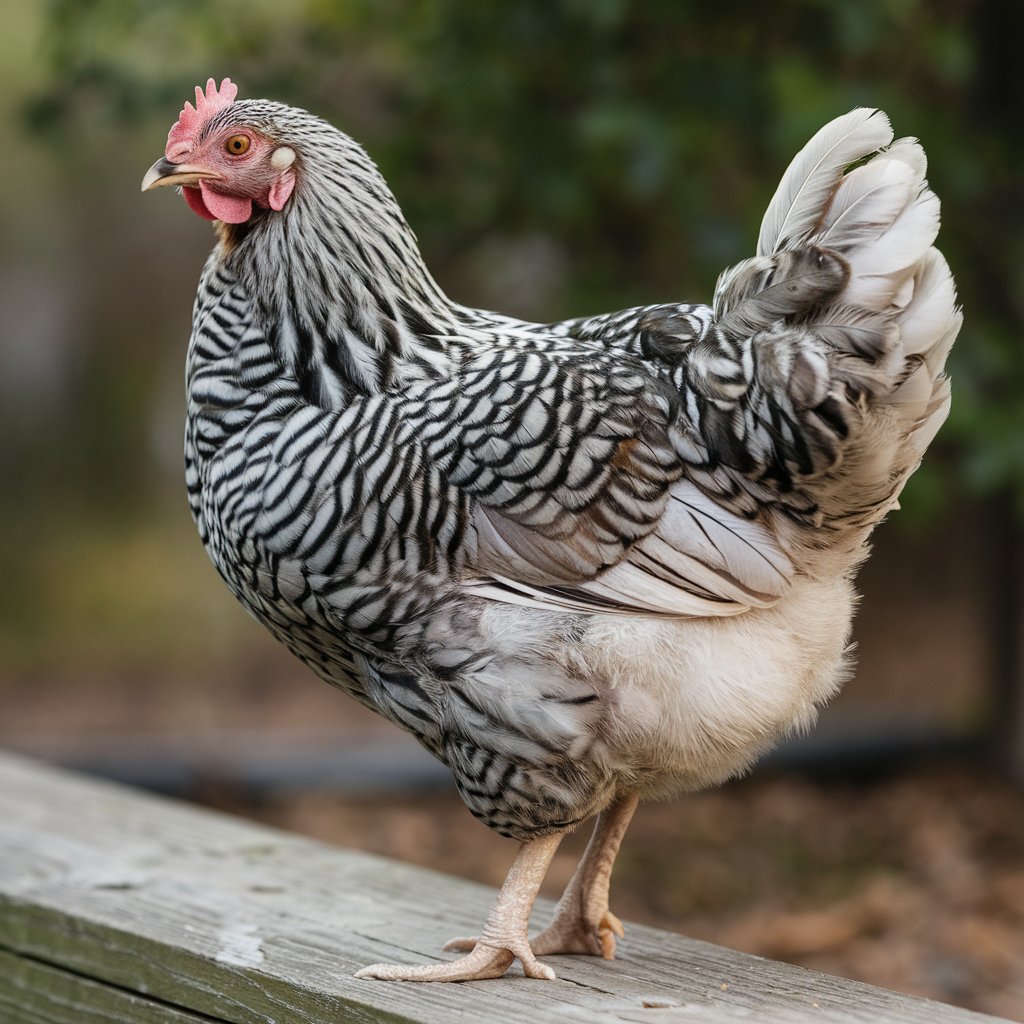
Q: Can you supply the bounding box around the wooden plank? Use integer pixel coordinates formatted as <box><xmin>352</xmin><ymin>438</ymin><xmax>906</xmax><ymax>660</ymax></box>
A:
<box><xmin>0</xmin><ymin>752</ymin><xmax>1011</xmax><ymax>1024</ymax></box>
<box><xmin>0</xmin><ymin>949</ymin><xmax>213</xmax><ymax>1024</ymax></box>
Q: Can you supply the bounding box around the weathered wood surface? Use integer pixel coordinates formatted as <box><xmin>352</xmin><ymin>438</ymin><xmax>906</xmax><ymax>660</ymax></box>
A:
<box><xmin>0</xmin><ymin>752</ymin><xmax>1012</xmax><ymax>1024</ymax></box>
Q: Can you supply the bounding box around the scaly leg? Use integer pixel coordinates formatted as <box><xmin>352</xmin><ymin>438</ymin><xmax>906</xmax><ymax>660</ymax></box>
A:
<box><xmin>530</xmin><ymin>792</ymin><xmax>638</xmax><ymax>959</ymax></box>
<box><xmin>356</xmin><ymin>831</ymin><xmax>563</xmax><ymax>982</ymax></box>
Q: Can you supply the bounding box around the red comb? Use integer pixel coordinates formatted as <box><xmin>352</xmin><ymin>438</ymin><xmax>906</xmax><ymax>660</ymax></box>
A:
<box><xmin>166</xmin><ymin>77</ymin><xmax>239</xmax><ymax>159</ymax></box>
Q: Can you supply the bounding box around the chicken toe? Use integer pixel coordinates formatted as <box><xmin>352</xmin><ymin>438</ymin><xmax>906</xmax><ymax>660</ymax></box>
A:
<box><xmin>356</xmin><ymin>832</ymin><xmax>562</xmax><ymax>982</ymax></box>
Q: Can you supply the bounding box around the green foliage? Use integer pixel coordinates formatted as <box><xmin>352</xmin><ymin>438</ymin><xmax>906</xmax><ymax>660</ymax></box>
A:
<box><xmin>26</xmin><ymin>0</ymin><xmax>1024</xmax><ymax>515</ymax></box>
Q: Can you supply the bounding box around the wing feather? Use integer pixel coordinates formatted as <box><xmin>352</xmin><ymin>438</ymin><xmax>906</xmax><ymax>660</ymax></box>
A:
<box><xmin>467</xmin><ymin>479</ymin><xmax>793</xmax><ymax>618</ymax></box>
<box><xmin>447</xmin><ymin>336</ymin><xmax>796</xmax><ymax>619</ymax></box>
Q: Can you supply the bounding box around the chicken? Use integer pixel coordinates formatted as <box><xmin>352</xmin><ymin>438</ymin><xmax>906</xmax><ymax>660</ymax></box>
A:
<box><xmin>142</xmin><ymin>78</ymin><xmax>960</xmax><ymax>982</ymax></box>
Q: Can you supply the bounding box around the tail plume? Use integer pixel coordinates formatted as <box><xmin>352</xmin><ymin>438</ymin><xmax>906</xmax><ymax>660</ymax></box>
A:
<box><xmin>757</xmin><ymin>109</ymin><xmax>894</xmax><ymax>257</ymax></box>
<box><xmin>716</xmin><ymin>109</ymin><xmax>961</xmax><ymax>544</ymax></box>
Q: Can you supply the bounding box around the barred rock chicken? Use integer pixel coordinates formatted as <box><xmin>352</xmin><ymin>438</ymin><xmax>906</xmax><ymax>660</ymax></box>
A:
<box><xmin>143</xmin><ymin>79</ymin><xmax>960</xmax><ymax>982</ymax></box>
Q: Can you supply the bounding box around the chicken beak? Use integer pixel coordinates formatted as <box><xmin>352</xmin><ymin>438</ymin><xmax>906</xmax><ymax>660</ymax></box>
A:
<box><xmin>141</xmin><ymin>157</ymin><xmax>221</xmax><ymax>192</ymax></box>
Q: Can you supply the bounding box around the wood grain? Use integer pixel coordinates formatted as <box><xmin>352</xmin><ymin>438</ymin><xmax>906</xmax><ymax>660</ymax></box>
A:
<box><xmin>0</xmin><ymin>752</ymin><xmax>1012</xmax><ymax>1023</ymax></box>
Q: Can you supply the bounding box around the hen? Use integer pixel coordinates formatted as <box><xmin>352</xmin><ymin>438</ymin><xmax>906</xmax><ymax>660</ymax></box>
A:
<box><xmin>143</xmin><ymin>79</ymin><xmax>960</xmax><ymax>982</ymax></box>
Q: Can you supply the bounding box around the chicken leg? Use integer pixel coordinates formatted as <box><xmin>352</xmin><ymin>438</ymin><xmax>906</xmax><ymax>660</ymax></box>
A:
<box><xmin>445</xmin><ymin>792</ymin><xmax>638</xmax><ymax>962</ymax></box>
<box><xmin>530</xmin><ymin>792</ymin><xmax>638</xmax><ymax>959</ymax></box>
<box><xmin>356</xmin><ymin>831</ymin><xmax>563</xmax><ymax>982</ymax></box>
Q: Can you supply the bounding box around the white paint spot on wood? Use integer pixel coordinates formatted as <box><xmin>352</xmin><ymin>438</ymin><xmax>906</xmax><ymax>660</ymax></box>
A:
<box><xmin>214</xmin><ymin>924</ymin><xmax>265</xmax><ymax>967</ymax></box>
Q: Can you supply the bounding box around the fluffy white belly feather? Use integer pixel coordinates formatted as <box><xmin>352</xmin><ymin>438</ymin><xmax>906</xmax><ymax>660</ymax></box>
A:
<box><xmin>581</xmin><ymin>575</ymin><xmax>856</xmax><ymax>796</ymax></box>
<box><xmin>475</xmin><ymin>574</ymin><xmax>855</xmax><ymax>800</ymax></box>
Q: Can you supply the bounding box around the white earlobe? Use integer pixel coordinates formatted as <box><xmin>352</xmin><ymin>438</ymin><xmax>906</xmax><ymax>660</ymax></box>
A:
<box><xmin>271</xmin><ymin>146</ymin><xmax>296</xmax><ymax>170</ymax></box>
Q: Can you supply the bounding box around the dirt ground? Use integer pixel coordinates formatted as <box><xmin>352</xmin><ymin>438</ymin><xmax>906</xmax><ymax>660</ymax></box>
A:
<box><xmin>197</xmin><ymin>761</ymin><xmax>1024</xmax><ymax>1021</ymax></box>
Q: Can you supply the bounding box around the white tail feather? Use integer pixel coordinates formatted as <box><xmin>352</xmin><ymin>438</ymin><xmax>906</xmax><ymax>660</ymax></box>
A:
<box><xmin>884</xmin><ymin>137</ymin><xmax>928</xmax><ymax>177</ymax></box>
<box><xmin>841</xmin><ymin>191</ymin><xmax>941</xmax><ymax>310</ymax></box>
<box><xmin>757</xmin><ymin>108</ymin><xmax>893</xmax><ymax>256</ymax></box>
<box><xmin>752</xmin><ymin>108</ymin><xmax>960</xmax><ymax>543</ymax></box>
<box><xmin>897</xmin><ymin>250</ymin><xmax>958</xmax><ymax>358</ymax></box>
<box><xmin>816</xmin><ymin>160</ymin><xmax>916</xmax><ymax>252</ymax></box>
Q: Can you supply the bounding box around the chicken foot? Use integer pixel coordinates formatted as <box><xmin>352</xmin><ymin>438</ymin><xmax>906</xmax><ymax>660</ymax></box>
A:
<box><xmin>356</xmin><ymin>831</ymin><xmax>563</xmax><ymax>981</ymax></box>
<box><xmin>445</xmin><ymin>792</ymin><xmax>639</xmax><ymax>962</ymax></box>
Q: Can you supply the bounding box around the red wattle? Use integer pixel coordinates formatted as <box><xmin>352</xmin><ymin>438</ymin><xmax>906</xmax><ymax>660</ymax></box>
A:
<box><xmin>198</xmin><ymin>182</ymin><xmax>253</xmax><ymax>224</ymax></box>
<box><xmin>183</xmin><ymin>186</ymin><xmax>216</xmax><ymax>221</ymax></box>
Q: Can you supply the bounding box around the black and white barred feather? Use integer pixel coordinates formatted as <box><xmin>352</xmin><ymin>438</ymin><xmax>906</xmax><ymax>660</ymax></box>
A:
<box><xmin>182</xmin><ymin>102</ymin><xmax>959</xmax><ymax>838</ymax></box>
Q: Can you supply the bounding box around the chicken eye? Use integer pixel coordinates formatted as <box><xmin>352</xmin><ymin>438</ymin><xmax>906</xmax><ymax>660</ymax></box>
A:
<box><xmin>225</xmin><ymin>134</ymin><xmax>250</xmax><ymax>156</ymax></box>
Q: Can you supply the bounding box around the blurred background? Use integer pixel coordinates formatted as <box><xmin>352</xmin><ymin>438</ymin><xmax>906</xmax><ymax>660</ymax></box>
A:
<box><xmin>1</xmin><ymin>0</ymin><xmax>1023</xmax><ymax>1017</ymax></box>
